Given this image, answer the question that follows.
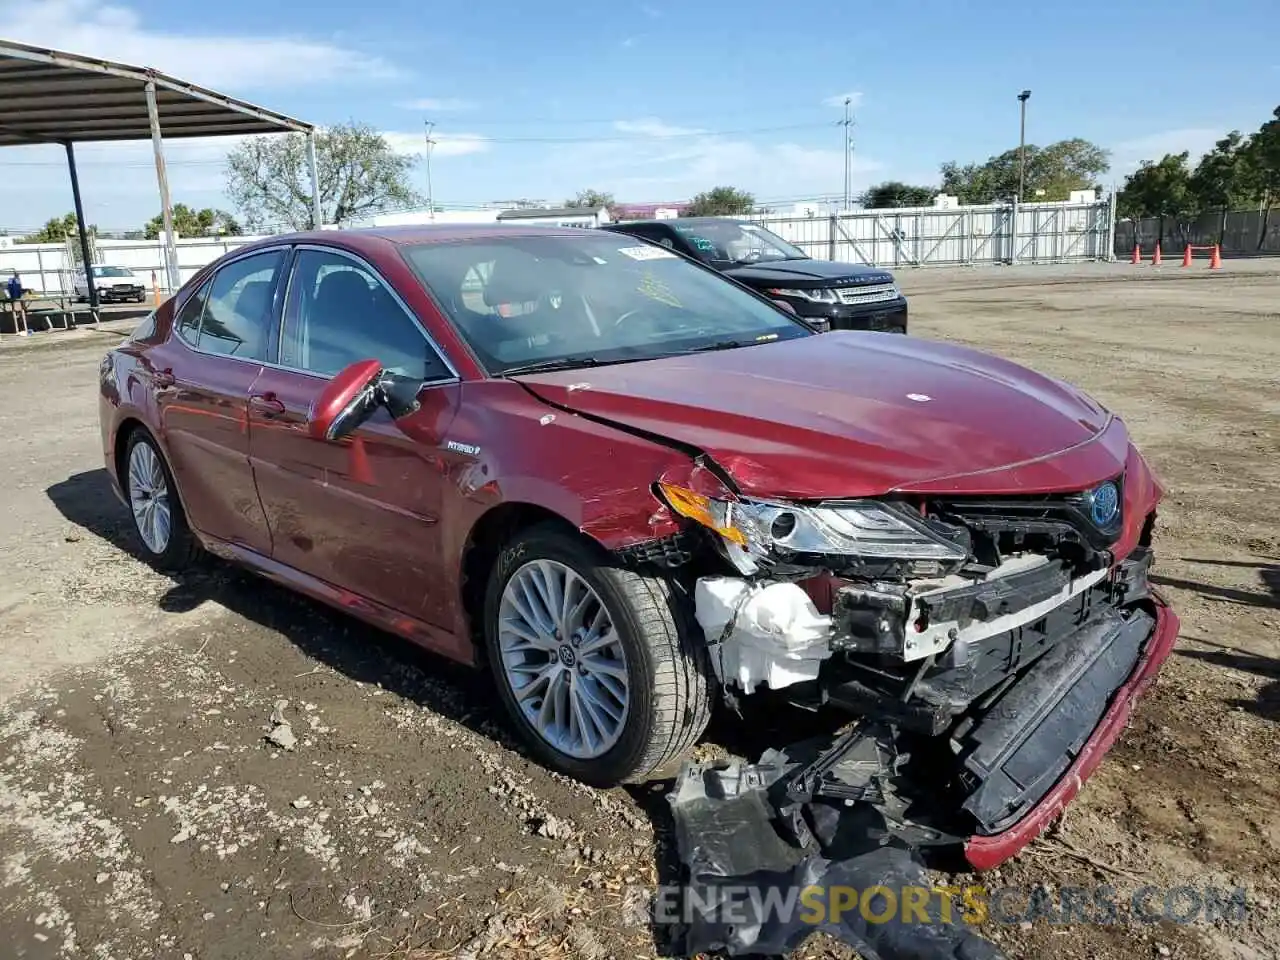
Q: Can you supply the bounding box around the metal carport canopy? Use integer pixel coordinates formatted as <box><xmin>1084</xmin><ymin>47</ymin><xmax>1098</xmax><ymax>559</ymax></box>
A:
<box><xmin>0</xmin><ymin>38</ymin><xmax>321</xmax><ymax>307</ymax></box>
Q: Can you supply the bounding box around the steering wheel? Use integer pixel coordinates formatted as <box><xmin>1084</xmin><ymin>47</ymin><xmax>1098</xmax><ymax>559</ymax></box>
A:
<box><xmin>614</xmin><ymin>307</ymin><xmax>646</xmax><ymax>327</ymax></box>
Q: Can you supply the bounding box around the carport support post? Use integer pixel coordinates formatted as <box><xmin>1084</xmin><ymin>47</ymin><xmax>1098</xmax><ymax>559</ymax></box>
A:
<box><xmin>64</xmin><ymin>141</ymin><xmax>99</xmax><ymax>328</ymax></box>
<box><xmin>306</xmin><ymin>131</ymin><xmax>322</xmax><ymax>229</ymax></box>
<box><xmin>145</xmin><ymin>78</ymin><xmax>181</xmax><ymax>294</ymax></box>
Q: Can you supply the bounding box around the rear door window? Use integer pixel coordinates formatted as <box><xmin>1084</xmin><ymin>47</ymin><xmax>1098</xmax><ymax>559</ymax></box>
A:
<box><xmin>172</xmin><ymin>251</ymin><xmax>284</xmax><ymax>361</ymax></box>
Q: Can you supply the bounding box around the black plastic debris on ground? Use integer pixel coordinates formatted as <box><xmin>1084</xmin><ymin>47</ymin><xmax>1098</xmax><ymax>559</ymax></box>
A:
<box><xmin>665</xmin><ymin>723</ymin><xmax>1007</xmax><ymax>959</ymax></box>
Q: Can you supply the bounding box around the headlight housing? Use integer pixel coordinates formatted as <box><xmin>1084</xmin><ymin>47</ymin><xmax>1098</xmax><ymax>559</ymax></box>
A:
<box><xmin>768</xmin><ymin>287</ymin><xmax>838</xmax><ymax>303</ymax></box>
<box><xmin>658</xmin><ymin>482</ymin><xmax>967</xmax><ymax>573</ymax></box>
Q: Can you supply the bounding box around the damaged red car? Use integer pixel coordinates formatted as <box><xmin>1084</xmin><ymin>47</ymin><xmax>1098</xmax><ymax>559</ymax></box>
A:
<box><xmin>98</xmin><ymin>225</ymin><xmax>1179</xmax><ymax>870</ymax></box>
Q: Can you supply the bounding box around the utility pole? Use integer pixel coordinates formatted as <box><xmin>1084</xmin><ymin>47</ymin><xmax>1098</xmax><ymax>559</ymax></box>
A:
<box><xmin>423</xmin><ymin>120</ymin><xmax>436</xmax><ymax>220</ymax></box>
<box><xmin>1016</xmin><ymin>90</ymin><xmax>1031</xmax><ymax>202</ymax></box>
<box><xmin>841</xmin><ymin>97</ymin><xmax>854</xmax><ymax>210</ymax></box>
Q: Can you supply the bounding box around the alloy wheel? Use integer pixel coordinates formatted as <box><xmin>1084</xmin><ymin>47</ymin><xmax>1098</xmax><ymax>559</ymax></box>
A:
<box><xmin>127</xmin><ymin>441</ymin><xmax>172</xmax><ymax>555</ymax></box>
<box><xmin>497</xmin><ymin>559</ymin><xmax>631</xmax><ymax>760</ymax></box>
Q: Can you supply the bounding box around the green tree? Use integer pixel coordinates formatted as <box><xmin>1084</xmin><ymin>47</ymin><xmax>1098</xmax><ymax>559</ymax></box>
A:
<box><xmin>1117</xmin><ymin>152</ymin><xmax>1196</xmax><ymax>245</ymax></box>
<box><xmin>682</xmin><ymin>186</ymin><xmax>756</xmax><ymax>217</ymax></box>
<box><xmin>1188</xmin><ymin>132</ymin><xmax>1260</xmax><ymax>243</ymax></box>
<box><xmin>941</xmin><ymin>138</ymin><xmax>1110</xmax><ymax>203</ymax></box>
<box><xmin>144</xmin><ymin>204</ymin><xmax>242</xmax><ymax>240</ymax></box>
<box><xmin>225</xmin><ymin>121</ymin><xmax>421</xmax><ymax>231</ymax></box>
<box><xmin>858</xmin><ymin>181</ymin><xmax>937</xmax><ymax>208</ymax></box>
<box><xmin>565</xmin><ymin>189</ymin><xmax>618</xmax><ymax>217</ymax></box>
<box><xmin>20</xmin><ymin>213</ymin><xmax>96</xmax><ymax>244</ymax></box>
<box><xmin>1246</xmin><ymin>105</ymin><xmax>1280</xmax><ymax>250</ymax></box>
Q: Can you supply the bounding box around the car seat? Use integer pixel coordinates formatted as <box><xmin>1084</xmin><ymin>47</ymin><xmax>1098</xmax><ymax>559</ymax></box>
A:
<box><xmin>307</xmin><ymin>269</ymin><xmax>375</xmax><ymax>374</ymax></box>
<box><xmin>477</xmin><ymin>251</ymin><xmax>599</xmax><ymax>361</ymax></box>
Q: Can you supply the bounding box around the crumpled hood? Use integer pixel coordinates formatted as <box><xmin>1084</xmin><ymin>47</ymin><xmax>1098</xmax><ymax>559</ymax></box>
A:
<box><xmin>515</xmin><ymin>331</ymin><xmax>1126</xmax><ymax>500</ymax></box>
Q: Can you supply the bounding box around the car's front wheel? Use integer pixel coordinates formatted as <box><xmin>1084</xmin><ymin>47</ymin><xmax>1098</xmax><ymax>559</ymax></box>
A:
<box><xmin>123</xmin><ymin>430</ymin><xmax>201</xmax><ymax>571</ymax></box>
<box><xmin>483</xmin><ymin>524</ymin><xmax>711</xmax><ymax>786</ymax></box>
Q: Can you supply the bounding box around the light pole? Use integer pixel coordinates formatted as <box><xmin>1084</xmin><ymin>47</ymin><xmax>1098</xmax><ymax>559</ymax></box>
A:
<box><xmin>1016</xmin><ymin>90</ymin><xmax>1031</xmax><ymax>202</ymax></box>
<box><xmin>424</xmin><ymin>120</ymin><xmax>436</xmax><ymax>220</ymax></box>
<box><xmin>841</xmin><ymin>97</ymin><xmax>854</xmax><ymax>210</ymax></box>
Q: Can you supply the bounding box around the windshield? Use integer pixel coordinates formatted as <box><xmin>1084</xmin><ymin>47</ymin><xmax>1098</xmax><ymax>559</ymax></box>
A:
<box><xmin>404</xmin><ymin>234</ymin><xmax>811</xmax><ymax>374</ymax></box>
<box><xmin>92</xmin><ymin>266</ymin><xmax>135</xmax><ymax>278</ymax></box>
<box><xmin>672</xmin><ymin>221</ymin><xmax>809</xmax><ymax>265</ymax></box>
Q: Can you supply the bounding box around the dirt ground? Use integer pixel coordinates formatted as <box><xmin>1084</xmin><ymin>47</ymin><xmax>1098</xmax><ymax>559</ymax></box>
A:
<box><xmin>1</xmin><ymin>260</ymin><xmax>1277</xmax><ymax>960</ymax></box>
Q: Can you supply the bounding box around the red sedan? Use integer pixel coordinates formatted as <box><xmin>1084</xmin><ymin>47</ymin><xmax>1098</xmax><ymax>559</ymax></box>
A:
<box><xmin>98</xmin><ymin>225</ymin><xmax>1178</xmax><ymax>869</ymax></box>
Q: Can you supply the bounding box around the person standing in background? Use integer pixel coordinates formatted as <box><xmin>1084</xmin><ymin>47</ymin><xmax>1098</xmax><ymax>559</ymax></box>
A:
<box><xmin>6</xmin><ymin>270</ymin><xmax>28</xmax><ymax>336</ymax></box>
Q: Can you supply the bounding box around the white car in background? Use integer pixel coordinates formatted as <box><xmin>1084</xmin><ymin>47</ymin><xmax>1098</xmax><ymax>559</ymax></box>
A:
<box><xmin>74</xmin><ymin>265</ymin><xmax>147</xmax><ymax>303</ymax></box>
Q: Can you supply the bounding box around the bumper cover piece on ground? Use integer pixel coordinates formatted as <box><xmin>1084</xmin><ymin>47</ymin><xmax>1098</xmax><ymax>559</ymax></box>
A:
<box><xmin>667</xmin><ymin>759</ymin><xmax>1006</xmax><ymax>959</ymax></box>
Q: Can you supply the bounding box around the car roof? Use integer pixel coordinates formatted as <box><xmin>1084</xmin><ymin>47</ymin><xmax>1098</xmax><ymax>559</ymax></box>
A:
<box><xmin>218</xmin><ymin>223</ymin><xmax>632</xmax><ymax>265</ymax></box>
<box><xmin>272</xmin><ymin>223</ymin><xmax>610</xmax><ymax>246</ymax></box>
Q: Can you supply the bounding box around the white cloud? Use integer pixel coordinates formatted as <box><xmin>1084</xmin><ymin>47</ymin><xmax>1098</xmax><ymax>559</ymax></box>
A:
<box><xmin>613</xmin><ymin>118</ymin><xmax>707</xmax><ymax>138</ymax></box>
<box><xmin>398</xmin><ymin>98</ymin><xmax>477</xmax><ymax>112</ymax></box>
<box><xmin>539</xmin><ymin>120</ymin><xmax>881</xmax><ymax>203</ymax></box>
<box><xmin>641</xmin><ymin>3</ymin><xmax>662</xmax><ymax>17</ymax></box>
<box><xmin>0</xmin><ymin>0</ymin><xmax>401</xmax><ymax>91</ymax></box>
<box><xmin>1109</xmin><ymin>127</ymin><xmax>1224</xmax><ymax>172</ymax></box>
<box><xmin>381</xmin><ymin>130</ymin><xmax>490</xmax><ymax>159</ymax></box>
<box><xmin>822</xmin><ymin>91</ymin><xmax>864</xmax><ymax>109</ymax></box>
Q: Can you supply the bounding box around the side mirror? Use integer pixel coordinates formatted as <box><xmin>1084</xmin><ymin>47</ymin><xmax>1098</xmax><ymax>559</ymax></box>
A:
<box><xmin>309</xmin><ymin>358</ymin><xmax>384</xmax><ymax>442</ymax></box>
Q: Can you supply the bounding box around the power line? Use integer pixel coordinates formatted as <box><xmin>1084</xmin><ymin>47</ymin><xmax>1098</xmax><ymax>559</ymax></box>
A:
<box><xmin>0</xmin><ymin>122</ymin><xmax>837</xmax><ymax>168</ymax></box>
<box><xmin>468</xmin><ymin>123</ymin><xmax>831</xmax><ymax>143</ymax></box>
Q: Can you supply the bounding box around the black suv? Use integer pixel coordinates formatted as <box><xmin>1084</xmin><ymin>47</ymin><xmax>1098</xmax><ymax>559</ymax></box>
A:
<box><xmin>601</xmin><ymin>217</ymin><xmax>907</xmax><ymax>334</ymax></box>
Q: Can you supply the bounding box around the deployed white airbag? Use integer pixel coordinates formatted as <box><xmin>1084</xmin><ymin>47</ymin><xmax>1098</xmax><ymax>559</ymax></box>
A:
<box><xmin>694</xmin><ymin>578</ymin><xmax>833</xmax><ymax>694</ymax></box>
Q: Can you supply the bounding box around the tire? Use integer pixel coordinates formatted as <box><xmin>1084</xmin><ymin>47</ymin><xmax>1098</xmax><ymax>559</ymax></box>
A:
<box><xmin>123</xmin><ymin>429</ymin><xmax>201</xmax><ymax>571</ymax></box>
<box><xmin>135</xmin><ymin>293</ymin><xmax>147</xmax><ymax>303</ymax></box>
<box><xmin>483</xmin><ymin>523</ymin><xmax>712</xmax><ymax>786</ymax></box>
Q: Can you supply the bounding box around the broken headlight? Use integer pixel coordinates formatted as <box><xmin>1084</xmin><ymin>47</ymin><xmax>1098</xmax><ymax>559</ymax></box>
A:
<box><xmin>658</xmin><ymin>483</ymin><xmax>967</xmax><ymax>572</ymax></box>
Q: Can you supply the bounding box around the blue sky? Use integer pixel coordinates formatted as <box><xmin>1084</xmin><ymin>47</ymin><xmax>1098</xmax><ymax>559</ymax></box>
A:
<box><xmin>1</xmin><ymin>0</ymin><xmax>1276</xmax><ymax>232</ymax></box>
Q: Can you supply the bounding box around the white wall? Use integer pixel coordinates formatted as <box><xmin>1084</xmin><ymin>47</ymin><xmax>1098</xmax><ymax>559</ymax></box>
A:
<box><xmin>748</xmin><ymin>198</ymin><xmax>1116</xmax><ymax>267</ymax></box>
<box><xmin>0</xmin><ymin>235</ymin><xmax>265</xmax><ymax>295</ymax></box>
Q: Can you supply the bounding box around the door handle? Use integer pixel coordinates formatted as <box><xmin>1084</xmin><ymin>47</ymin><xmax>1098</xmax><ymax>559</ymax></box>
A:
<box><xmin>153</xmin><ymin>367</ymin><xmax>175</xmax><ymax>388</ymax></box>
<box><xmin>249</xmin><ymin>393</ymin><xmax>287</xmax><ymax>417</ymax></box>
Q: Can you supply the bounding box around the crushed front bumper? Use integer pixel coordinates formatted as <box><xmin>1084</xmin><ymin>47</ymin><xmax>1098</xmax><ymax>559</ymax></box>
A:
<box><xmin>964</xmin><ymin>591</ymin><xmax>1178</xmax><ymax>868</ymax></box>
<box><xmin>687</xmin><ymin>544</ymin><xmax>1179</xmax><ymax>872</ymax></box>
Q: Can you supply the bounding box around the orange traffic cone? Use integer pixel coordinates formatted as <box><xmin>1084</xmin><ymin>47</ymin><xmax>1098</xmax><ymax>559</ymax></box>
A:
<box><xmin>1209</xmin><ymin>245</ymin><xmax>1222</xmax><ymax>270</ymax></box>
<box><xmin>1131</xmin><ymin>244</ymin><xmax>1141</xmax><ymax>264</ymax></box>
<box><xmin>1151</xmin><ymin>243</ymin><xmax>1162</xmax><ymax>267</ymax></box>
<box><xmin>1181</xmin><ymin>245</ymin><xmax>1192</xmax><ymax>267</ymax></box>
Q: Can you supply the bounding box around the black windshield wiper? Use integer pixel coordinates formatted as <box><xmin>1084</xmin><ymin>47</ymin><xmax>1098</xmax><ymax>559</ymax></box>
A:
<box><xmin>672</xmin><ymin>337</ymin><xmax>775</xmax><ymax>356</ymax></box>
<box><xmin>500</xmin><ymin>357</ymin><xmax>611</xmax><ymax>377</ymax></box>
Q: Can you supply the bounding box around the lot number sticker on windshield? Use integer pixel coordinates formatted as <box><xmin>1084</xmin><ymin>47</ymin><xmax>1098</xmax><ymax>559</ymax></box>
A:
<box><xmin>617</xmin><ymin>245</ymin><xmax>677</xmax><ymax>261</ymax></box>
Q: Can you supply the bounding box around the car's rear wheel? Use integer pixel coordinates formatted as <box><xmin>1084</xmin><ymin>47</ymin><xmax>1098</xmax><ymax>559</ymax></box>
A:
<box><xmin>483</xmin><ymin>524</ymin><xmax>711</xmax><ymax>786</ymax></box>
<box><xmin>124</xmin><ymin>430</ymin><xmax>200</xmax><ymax>571</ymax></box>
